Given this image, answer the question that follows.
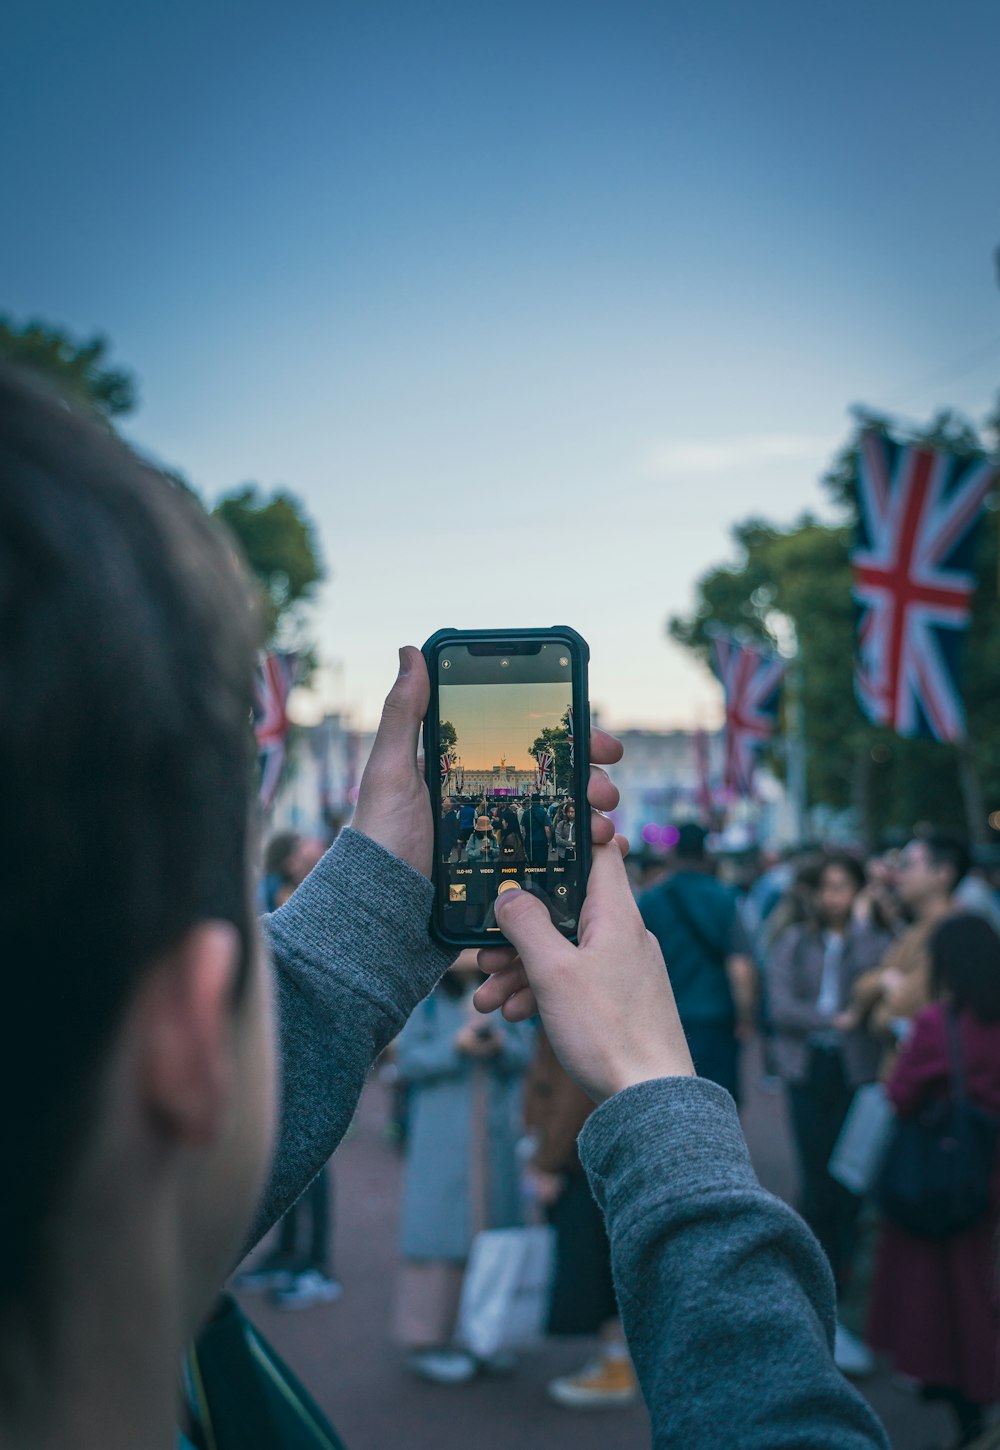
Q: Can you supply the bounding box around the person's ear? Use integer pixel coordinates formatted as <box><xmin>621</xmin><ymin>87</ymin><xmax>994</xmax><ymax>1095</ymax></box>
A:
<box><xmin>133</xmin><ymin>923</ymin><xmax>244</xmax><ymax>1146</ymax></box>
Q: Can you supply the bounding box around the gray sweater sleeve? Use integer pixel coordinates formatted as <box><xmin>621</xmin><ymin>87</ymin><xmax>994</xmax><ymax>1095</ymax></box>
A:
<box><xmin>246</xmin><ymin>827</ymin><xmax>453</xmax><ymax>1247</ymax></box>
<box><xmin>579</xmin><ymin>1078</ymin><xmax>889</xmax><ymax>1450</ymax></box>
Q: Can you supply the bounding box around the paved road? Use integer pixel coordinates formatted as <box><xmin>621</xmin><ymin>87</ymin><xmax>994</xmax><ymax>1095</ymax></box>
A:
<box><xmin>235</xmin><ymin>1053</ymin><xmax>953</xmax><ymax>1450</ymax></box>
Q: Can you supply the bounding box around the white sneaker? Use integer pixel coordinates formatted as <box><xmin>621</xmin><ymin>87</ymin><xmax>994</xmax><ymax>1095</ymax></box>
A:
<box><xmin>405</xmin><ymin>1349</ymin><xmax>478</xmax><ymax>1385</ymax></box>
<box><xmin>834</xmin><ymin>1323</ymin><xmax>874</xmax><ymax>1377</ymax></box>
<box><xmin>272</xmin><ymin>1270</ymin><xmax>342</xmax><ymax>1309</ymax></box>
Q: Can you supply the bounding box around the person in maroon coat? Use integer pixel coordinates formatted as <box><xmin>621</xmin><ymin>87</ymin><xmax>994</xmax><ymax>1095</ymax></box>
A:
<box><xmin>866</xmin><ymin>913</ymin><xmax>1000</xmax><ymax>1447</ymax></box>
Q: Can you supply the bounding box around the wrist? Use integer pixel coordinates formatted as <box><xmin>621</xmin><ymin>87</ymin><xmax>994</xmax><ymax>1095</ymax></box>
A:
<box><xmin>601</xmin><ymin>1054</ymin><xmax>696</xmax><ymax>1103</ymax></box>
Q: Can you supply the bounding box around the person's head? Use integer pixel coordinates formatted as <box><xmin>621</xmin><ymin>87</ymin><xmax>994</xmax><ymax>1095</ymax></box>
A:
<box><xmin>565</xmin><ymin>804</ymin><xmax>576</xmax><ymax>821</ymax></box>
<box><xmin>896</xmin><ymin>831</ymin><xmax>969</xmax><ymax>912</ymax></box>
<box><xmin>930</xmin><ymin>914</ymin><xmax>1000</xmax><ymax>1022</ymax></box>
<box><xmin>0</xmin><ymin>365</ymin><xmax>275</xmax><ymax>1421</ymax></box>
<box><xmin>442</xmin><ymin>797</ymin><xmax>455</xmax><ymax>814</ymax></box>
<box><xmin>675</xmin><ymin>823</ymin><xmax>707</xmax><ymax>864</ymax></box>
<box><xmin>288</xmin><ymin>837</ymin><xmax>324</xmax><ymax>886</ymax></box>
<box><xmin>265</xmin><ymin>830</ymin><xmax>302</xmax><ymax>882</ymax></box>
<box><xmin>816</xmin><ymin>854</ymin><xmax>865</xmax><ymax>930</ymax></box>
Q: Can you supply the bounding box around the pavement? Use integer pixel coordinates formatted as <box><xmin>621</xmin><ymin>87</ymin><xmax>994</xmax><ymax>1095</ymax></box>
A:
<box><xmin>234</xmin><ymin>1050</ymin><xmax>957</xmax><ymax>1450</ymax></box>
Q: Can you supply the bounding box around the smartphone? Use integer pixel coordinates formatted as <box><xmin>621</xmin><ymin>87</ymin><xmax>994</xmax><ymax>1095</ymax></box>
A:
<box><xmin>423</xmin><ymin>626</ymin><xmax>591</xmax><ymax>949</ymax></box>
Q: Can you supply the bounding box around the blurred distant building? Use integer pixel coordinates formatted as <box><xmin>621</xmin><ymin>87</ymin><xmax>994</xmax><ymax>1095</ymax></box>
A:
<box><xmin>454</xmin><ymin>764</ymin><xmax>540</xmax><ymax>797</ymax></box>
<box><xmin>604</xmin><ymin>727</ymin><xmax>793</xmax><ymax>851</ymax></box>
<box><xmin>268</xmin><ymin>713</ymin><xmax>375</xmax><ymax>840</ymax></box>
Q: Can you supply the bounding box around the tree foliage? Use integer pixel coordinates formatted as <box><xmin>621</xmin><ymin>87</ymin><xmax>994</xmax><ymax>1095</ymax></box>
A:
<box><xmin>669</xmin><ymin>404</ymin><xmax>1000</xmax><ymax>844</ymax></box>
<box><xmin>440</xmin><ymin>721</ymin><xmax>458</xmax><ymax>756</ymax></box>
<box><xmin>213</xmin><ymin>486</ymin><xmax>324</xmax><ymax>641</ymax></box>
<box><xmin>529</xmin><ymin>712</ymin><xmax>571</xmax><ymax>792</ymax></box>
<box><xmin>0</xmin><ymin>316</ymin><xmax>137</xmax><ymax>419</ymax></box>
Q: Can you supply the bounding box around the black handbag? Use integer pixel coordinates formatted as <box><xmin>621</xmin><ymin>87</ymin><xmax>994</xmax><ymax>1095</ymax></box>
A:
<box><xmin>185</xmin><ymin>1293</ymin><xmax>348</xmax><ymax>1450</ymax></box>
<box><xmin>875</xmin><ymin>1011</ymin><xmax>999</xmax><ymax>1240</ymax></box>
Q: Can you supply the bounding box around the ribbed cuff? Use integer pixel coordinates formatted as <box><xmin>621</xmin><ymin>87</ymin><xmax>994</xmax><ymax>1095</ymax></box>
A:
<box><xmin>579</xmin><ymin>1076</ymin><xmax>756</xmax><ymax>1223</ymax></box>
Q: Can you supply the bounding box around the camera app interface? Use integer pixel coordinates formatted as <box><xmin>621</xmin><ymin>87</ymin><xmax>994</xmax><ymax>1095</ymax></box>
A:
<box><xmin>436</xmin><ymin>644</ymin><xmax>581</xmax><ymax>937</ymax></box>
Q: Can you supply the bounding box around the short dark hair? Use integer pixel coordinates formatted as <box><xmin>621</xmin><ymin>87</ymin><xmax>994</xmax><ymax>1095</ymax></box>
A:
<box><xmin>820</xmin><ymin>853</ymin><xmax>866</xmax><ymax>893</ymax></box>
<box><xmin>930</xmin><ymin>914</ymin><xmax>1000</xmax><ymax>1022</ymax></box>
<box><xmin>265</xmin><ymin>831</ymin><xmax>302</xmax><ymax>878</ymax></box>
<box><xmin>0</xmin><ymin>367</ymin><xmax>260</xmax><ymax>1361</ymax></box>
<box><xmin>919</xmin><ymin>829</ymin><xmax>970</xmax><ymax>891</ymax></box>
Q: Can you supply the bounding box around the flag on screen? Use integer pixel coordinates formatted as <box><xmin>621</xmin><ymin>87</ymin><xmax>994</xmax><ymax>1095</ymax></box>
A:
<box><xmin>254</xmin><ymin>651</ymin><xmax>299</xmax><ymax>810</ymax></box>
<box><xmin>851</xmin><ymin>430</ymin><xmax>995</xmax><ymax>742</ymax></box>
<box><xmin>565</xmin><ymin>708</ymin><xmax>574</xmax><ymax>765</ymax></box>
<box><xmin>440</xmin><ymin>752</ymin><xmax>452</xmax><ymax>783</ymax></box>
<box><xmin>536</xmin><ymin>749</ymin><xmax>553</xmax><ymax>788</ymax></box>
<box><xmin>711</xmin><ymin>633</ymin><xmax>785</xmax><ymax>797</ymax></box>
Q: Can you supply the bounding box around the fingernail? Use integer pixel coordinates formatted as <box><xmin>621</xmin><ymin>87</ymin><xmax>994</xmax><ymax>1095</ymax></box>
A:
<box><xmin>397</xmin><ymin>647</ymin><xmax>411</xmax><ymax>677</ymax></box>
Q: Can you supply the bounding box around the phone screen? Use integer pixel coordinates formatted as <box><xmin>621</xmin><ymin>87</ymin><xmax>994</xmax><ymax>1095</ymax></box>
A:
<box><xmin>431</xmin><ymin>639</ymin><xmax>585</xmax><ymax>941</ymax></box>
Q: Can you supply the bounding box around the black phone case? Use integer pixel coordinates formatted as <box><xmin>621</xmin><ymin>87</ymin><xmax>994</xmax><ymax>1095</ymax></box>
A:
<box><xmin>422</xmin><ymin>626</ymin><xmax>592</xmax><ymax>949</ymax></box>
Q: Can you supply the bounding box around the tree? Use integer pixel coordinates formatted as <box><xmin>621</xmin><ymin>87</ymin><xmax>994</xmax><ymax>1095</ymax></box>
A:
<box><xmin>529</xmin><ymin>712</ymin><xmax>571</xmax><ymax>790</ymax></box>
<box><xmin>669</xmin><ymin>403</ymin><xmax>1000</xmax><ymax>845</ymax></box>
<box><xmin>440</xmin><ymin>721</ymin><xmax>458</xmax><ymax>757</ymax></box>
<box><xmin>0</xmin><ymin>316</ymin><xmax>137</xmax><ymax>420</ymax></box>
<box><xmin>213</xmin><ymin>485</ymin><xmax>324</xmax><ymax>642</ymax></box>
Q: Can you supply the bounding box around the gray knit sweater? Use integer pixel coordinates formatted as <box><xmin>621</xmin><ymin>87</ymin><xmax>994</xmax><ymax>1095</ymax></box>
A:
<box><xmin>252</xmin><ymin>827</ymin><xmax>888</xmax><ymax>1449</ymax></box>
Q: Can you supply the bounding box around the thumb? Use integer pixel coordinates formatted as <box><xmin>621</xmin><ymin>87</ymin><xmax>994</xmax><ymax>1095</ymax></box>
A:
<box><xmin>366</xmin><ymin>647</ymin><xmax>429</xmax><ymax>774</ymax></box>
<box><xmin>494</xmin><ymin>886</ymin><xmax>568</xmax><ymax>969</ymax></box>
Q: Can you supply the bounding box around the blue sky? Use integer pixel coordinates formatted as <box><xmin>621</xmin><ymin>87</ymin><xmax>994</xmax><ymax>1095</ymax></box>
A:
<box><xmin>5</xmin><ymin>0</ymin><xmax>1000</xmax><ymax>726</ymax></box>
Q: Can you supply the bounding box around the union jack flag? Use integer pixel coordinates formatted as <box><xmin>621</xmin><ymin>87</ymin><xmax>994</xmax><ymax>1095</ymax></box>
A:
<box><xmin>535</xmin><ymin>749</ymin><xmax>553</xmax><ymax>788</ymax></box>
<box><xmin>440</xmin><ymin>752</ymin><xmax>452</xmax><ymax>783</ymax></box>
<box><xmin>711</xmin><ymin>633</ymin><xmax>785</xmax><ymax>797</ymax></box>
<box><xmin>254</xmin><ymin>651</ymin><xmax>299</xmax><ymax>809</ymax></box>
<box><xmin>851</xmin><ymin>431</ymin><xmax>995</xmax><ymax>742</ymax></box>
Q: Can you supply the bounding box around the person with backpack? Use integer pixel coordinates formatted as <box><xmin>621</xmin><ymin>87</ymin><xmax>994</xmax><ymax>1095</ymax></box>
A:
<box><xmin>866</xmin><ymin>914</ymin><xmax>1000</xmax><ymax>1447</ymax></box>
<box><xmin>638</xmin><ymin>823</ymin><xmax>758</xmax><ymax>1102</ymax></box>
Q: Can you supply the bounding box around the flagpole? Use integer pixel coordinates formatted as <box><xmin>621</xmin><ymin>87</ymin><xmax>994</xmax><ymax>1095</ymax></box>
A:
<box><xmin>957</xmin><ymin>736</ymin><xmax>987</xmax><ymax>847</ymax></box>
